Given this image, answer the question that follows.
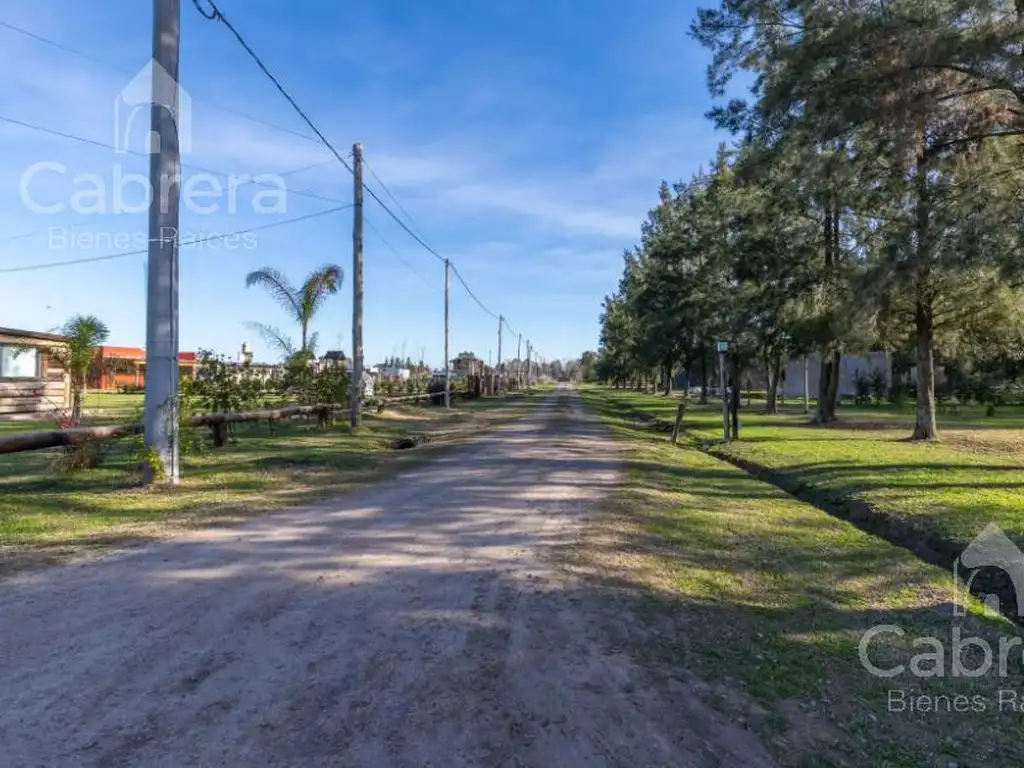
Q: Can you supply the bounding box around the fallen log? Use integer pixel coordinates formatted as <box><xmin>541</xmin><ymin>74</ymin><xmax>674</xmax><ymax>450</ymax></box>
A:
<box><xmin>0</xmin><ymin>423</ymin><xmax>144</xmax><ymax>454</ymax></box>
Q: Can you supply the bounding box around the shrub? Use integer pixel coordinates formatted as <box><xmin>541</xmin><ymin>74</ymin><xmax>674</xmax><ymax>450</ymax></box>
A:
<box><xmin>888</xmin><ymin>378</ymin><xmax>908</xmax><ymax>408</ymax></box>
<box><xmin>314</xmin><ymin>365</ymin><xmax>349</xmax><ymax>405</ymax></box>
<box><xmin>853</xmin><ymin>370</ymin><xmax>872</xmax><ymax>406</ymax></box>
<box><xmin>869</xmin><ymin>368</ymin><xmax>887</xmax><ymax>405</ymax></box>
<box><xmin>190</xmin><ymin>349</ymin><xmax>264</xmax><ymax>412</ymax></box>
<box><xmin>993</xmin><ymin>381</ymin><xmax>1024</xmax><ymax>406</ymax></box>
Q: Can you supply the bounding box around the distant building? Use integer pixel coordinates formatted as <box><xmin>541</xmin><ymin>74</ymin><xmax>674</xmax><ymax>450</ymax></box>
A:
<box><xmin>88</xmin><ymin>346</ymin><xmax>198</xmax><ymax>391</ymax></box>
<box><xmin>0</xmin><ymin>326</ymin><xmax>71</xmax><ymax>420</ymax></box>
<box><xmin>782</xmin><ymin>351</ymin><xmax>892</xmax><ymax>399</ymax></box>
<box><xmin>375</xmin><ymin>365</ymin><xmax>410</xmax><ymax>381</ymax></box>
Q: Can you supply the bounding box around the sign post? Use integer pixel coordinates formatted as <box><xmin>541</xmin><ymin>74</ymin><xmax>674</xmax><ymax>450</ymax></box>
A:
<box><xmin>717</xmin><ymin>340</ymin><xmax>730</xmax><ymax>441</ymax></box>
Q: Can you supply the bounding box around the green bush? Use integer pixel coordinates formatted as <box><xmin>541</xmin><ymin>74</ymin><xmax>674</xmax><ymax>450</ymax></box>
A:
<box><xmin>190</xmin><ymin>349</ymin><xmax>264</xmax><ymax>412</ymax></box>
<box><xmin>869</xmin><ymin>368</ymin><xmax>887</xmax><ymax>405</ymax></box>
<box><xmin>853</xmin><ymin>370</ymin><xmax>872</xmax><ymax>406</ymax></box>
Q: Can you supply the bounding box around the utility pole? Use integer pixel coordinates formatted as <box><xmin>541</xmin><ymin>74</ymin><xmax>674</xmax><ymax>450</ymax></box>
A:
<box><xmin>526</xmin><ymin>341</ymin><xmax>532</xmax><ymax>389</ymax></box>
<box><xmin>350</xmin><ymin>142</ymin><xmax>364</xmax><ymax>428</ymax></box>
<box><xmin>497</xmin><ymin>314</ymin><xmax>503</xmax><ymax>393</ymax></box>
<box><xmin>444</xmin><ymin>258</ymin><xmax>450</xmax><ymax>408</ymax></box>
<box><xmin>516</xmin><ymin>333</ymin><xmax>522</xmax><ymax>389</ymax></box>
<box><xmin>143</xmin><ymin>0</ymin><xmax>181</xmax><ymax>485</ymax></box>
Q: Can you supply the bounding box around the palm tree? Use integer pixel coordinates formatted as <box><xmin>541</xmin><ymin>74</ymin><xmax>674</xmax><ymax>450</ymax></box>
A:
<box><xmin>49</xmin><ymin>315</ymin><xmax>110</xmax><ymax>422</ymax></box>
<box><xmin>244</xmin><ymin>264</ymin><xmax>343</xmax><ymax>358</ymax></box>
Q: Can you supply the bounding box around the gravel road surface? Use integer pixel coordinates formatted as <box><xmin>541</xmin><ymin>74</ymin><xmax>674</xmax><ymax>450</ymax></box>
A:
<box><xmin>0</xmin><ymin>387</ymin><xmax>773</xmax><ymax>767</ymax></box>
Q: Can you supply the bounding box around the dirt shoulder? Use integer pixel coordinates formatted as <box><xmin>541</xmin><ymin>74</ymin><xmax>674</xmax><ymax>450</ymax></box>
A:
<box><xmin>0</xmin><ymin>386</ymin><xmax>773</xmax><ymax>767</ymax></box>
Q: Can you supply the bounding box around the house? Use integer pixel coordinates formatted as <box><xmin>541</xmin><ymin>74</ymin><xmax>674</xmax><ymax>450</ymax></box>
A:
<box><xmin>88</xmin><ymin>346</ymin><xmax>198</xmax><ymax>390</ymax></box>
<box><xmin>0</xmin><ymin>327</ymin><xmax>71</xmax><ymax>420</ymax></box>
<box><xmin>375</xmin><ymin>365</ymin><xmax>410</xmax><ymax>381</ymax></box>
<box><xmin>317</xmin><ymin>350</ymin><xmax>348</xmax><ymax>373</ymax></box>
<box><xmin>782</xmin><ymin>351</ymin><xmax>892</xmax><ymax>399</ymax></box>
<box><xmin>450</xmin><ymin>352</ymin><xmax>484</xmax><ymax>376</ymax></box>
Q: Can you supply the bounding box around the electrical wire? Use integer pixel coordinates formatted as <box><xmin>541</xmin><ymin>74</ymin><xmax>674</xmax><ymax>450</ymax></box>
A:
<box><xmin>449</xmin><ymin>262</ymin><xmax>499</xmax><ymax>320</ymax></box>
<box><xmin>1</xmin><ymin>8</ymin><xmax>539</xmax><ymax>356</ymax></box>
<box><xmin>362</xmin><ymin>157</ymin><xmax>431</xmax><ymax>245</ymax></box>
<box><xmin>0</xmin><ymin>204</ymin><xmax>351</xmax><ymax>273</ymax></box>
<box><xmin>190</xmin><ymin>0</ymin><xmax>450</xmax><ymax>266</ymax></box>
<box><xmin>0</xmin><ymin>114</ymin><xmax>344</xmax><ymax>206</ymax></box>
<box><xmin>364</xmin><ymin>215</ymin><xmax>441</xmax><ymax>292</ymax></box>
<box><xmin>0</xmin><ymin>17</ymin><xmax>324</xmax><ymax>148</ymax></box>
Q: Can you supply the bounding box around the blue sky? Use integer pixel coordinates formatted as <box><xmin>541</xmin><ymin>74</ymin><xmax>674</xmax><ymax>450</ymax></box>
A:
<box><xmin>0</xmin><ymin>0</ymin><xmax>726</xmax><ymax>367</ymax></box>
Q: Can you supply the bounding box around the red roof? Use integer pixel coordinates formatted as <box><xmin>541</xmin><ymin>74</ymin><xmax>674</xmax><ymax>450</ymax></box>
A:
<box><xmin>100</xmin><ymin>346</ymin><xmax>197</xmax><ymax>363</ymax></box>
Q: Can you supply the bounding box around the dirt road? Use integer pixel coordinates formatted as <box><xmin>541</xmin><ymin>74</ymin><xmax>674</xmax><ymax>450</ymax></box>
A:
<box><xmin>0</xmin><ymin>387</ymin><xmax>773</xmax><ymax>767</ymax></box>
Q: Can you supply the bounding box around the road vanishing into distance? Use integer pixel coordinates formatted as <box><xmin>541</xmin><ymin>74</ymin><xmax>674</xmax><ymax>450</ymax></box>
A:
<box><xmin>0</xmin><ymin>387</ymin><xmax>773</xmax><ymax>767</ymax></box>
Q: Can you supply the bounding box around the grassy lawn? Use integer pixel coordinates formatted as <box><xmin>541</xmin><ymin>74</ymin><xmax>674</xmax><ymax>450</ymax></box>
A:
<box><xmin>82</xmin><ymin>391</ymin><xmax>145</xmax><ymax>419</ymax></box>
<box><xmin>591</xmin><ymin>388</ymin><xmax>1024</xmax><ymax>555</ymax></box>
<box><xmin>0</xmin><ymin>395</ymin><xmax>536</xmax><ymax>572</ymax></box>
<box><xmin>578</xmin><ymin>387</ymin><xmax>1024</xmax><ymax>767</ymax></box>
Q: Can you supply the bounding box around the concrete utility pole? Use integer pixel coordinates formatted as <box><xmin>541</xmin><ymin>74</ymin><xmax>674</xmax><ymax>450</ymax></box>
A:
<box><xmin>143</xmin><ymin>0</ymin><xmax>182</xmax><ymax>485</ymax></box>
<box><xmin>350</xmin><ymin>142</ymin><xmax>364</xmax><ymax>428</ymax></box>
<box><xmin>444</xmin><ymin>258</ymin><xmax>451</xmax><ymax>408</ymax></box>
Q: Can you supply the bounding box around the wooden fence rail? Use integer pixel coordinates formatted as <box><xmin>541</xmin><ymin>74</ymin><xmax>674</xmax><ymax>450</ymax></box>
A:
<box><xmin>0</xmin><ymin>394</ymin><xmax>462</xmax><ymax>455</ymax></box>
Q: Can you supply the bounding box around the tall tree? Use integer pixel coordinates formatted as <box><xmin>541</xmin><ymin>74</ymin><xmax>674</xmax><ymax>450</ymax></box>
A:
<box><xmin>245</xmin><ymin>264</ymin><xmax>343</xmax><ymax>359</ymax></box>
<box><xmin>49</xmin><ymin>315</ymin><xmax>110</xmax><ymax>422</ymax></box>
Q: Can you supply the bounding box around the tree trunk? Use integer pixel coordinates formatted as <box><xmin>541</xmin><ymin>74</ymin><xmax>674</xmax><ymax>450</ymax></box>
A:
<box><xmin>730</xmin><ymin>358</ymin><xmax>742</xmax><ymax>439</ymax></box>
<box><xmin>71</xmin><ymin>385</ymin><xmax>83</xmax><ymax>423</ymax></box>
<box><xmin>813</xmin><ymin>349</ymin><xmax>841</xmax><ymax>424</ymax></box>
<box><xmin>913</xmin><ymin>301</ymin><xmax>938</xmax><ymax>440</ymax></box>
<box><xmin>911</xmin><ymin>129</ymin><xmax>938</xmax><ymax>441</ymax></box>
<box><xmin>663</xmin><ymin>360</ymin><xmax>672</xmax><ymax>396</ymax></box>
<box><xmin>765</xmin><ymin>356</ymin><xmax>780</xmax><ymax>414</ymax></box>
<box><xmin>699</xmin><ymin>353</ymin><xmax>709</xmax><ymax>404</ymax></box>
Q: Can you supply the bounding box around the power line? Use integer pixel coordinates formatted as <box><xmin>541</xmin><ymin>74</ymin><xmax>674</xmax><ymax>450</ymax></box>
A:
<box><xmin>190</xmin><ymin>1</ymin><xmax>537</xmax><ymax>354</ymax></box>
<box><xmin>362</xmin><ymin>157</ymin><xmax>431</xmax><ymax>245</ymax></box>
<box><xmin>364</xmin><ymin>217</ymin><xmax>440</xmax><ymax>294</ymax></box>
<box><xmin>0</xmin><ymin>113</ymin><xmax>344</xmax><ymax>206</ymax></box>
<box><xmin>450</xmin><ymin>262</ymin><xmax>499</xmax><ymax>320</ymax></box>
<box><xmin>0</xmin><ymin>204</ymin><xmax>350</xmax><ymax>274</ymax></box>
<box><xmin>0</xmin><ymin>17</ymin><xmax>324</xmax><ymax>148</ymax></box>
<box><xmin>190</xmin><ymin>0</ymin><xmax>448</xmax><ymax>265</ymax></box>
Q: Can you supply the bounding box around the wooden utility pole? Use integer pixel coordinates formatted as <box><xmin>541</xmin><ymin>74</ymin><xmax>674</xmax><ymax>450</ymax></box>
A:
<box><xmin>516</xmin><ymin>333</ymin><xmax>522</xmax><ymax>389</ymax></box>
<box><xmin>143</xmin><ymin>0</ymin><xmax>182</xmax><ymax>485</ymax></box>
<box><xmin>444</xmin><ymin>258</ymin><xmax>451</xmax><ymax>408</ymax></box>
<box><xmin>526</xmin><ymin>341</ymin><xmax>532</xmax><ymax>389</ymax></box>
<box><xmin>350</xmin><ymin>142</ymin><xmax>364</xmax><ymax>427</ymax></box>
<box><xmin>497</xmin><ymin>314</ymin><xmax>503</xmax><ymax>393</ymax></box>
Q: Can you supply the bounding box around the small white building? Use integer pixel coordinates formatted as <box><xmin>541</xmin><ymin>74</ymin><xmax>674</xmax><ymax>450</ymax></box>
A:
<box><xmin>782</xmin><ymin>351</ymin><xmax>892</xmax><ymax>398</ymax></box>
<box><xmin>375</xmin><ymin>365</ymin><xmax>410</xmax><ymax>381</ymax></box>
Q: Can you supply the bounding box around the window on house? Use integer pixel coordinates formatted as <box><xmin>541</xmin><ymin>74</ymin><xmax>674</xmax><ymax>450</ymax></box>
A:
<box><xmin>0</xmin><ymin>344</ymin><xmax>41</xmax><ymax>378</ymax></box>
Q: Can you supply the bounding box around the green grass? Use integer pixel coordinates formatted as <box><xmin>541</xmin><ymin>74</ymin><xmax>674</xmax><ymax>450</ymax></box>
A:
<box><xmin>591</xmin><ymin>388</ymin><xmax>1024</xmax><ymax>552</ymax></box>
<box><xmin>578</xmin><ymin>387</ymin><xmax>1024</xmax><ymax>766</ymax></box>
<box><xmin>82</xmin><ymin>391</ymin><xmax>145</xmax><ymax>418</ymax></box>
<box><xmin>0</xmin><ymin>395</ymin><xmax>536</xmax><ymax>570</ymax></box>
